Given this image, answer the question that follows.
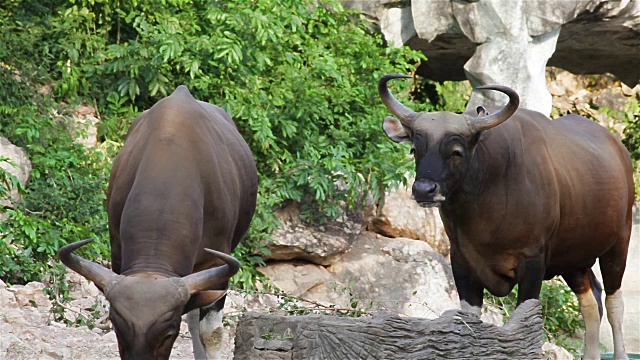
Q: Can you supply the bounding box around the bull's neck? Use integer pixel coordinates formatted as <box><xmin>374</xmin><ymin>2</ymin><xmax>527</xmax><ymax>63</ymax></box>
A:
<box><xmin>121</xmin><ymin>262</ymin><xmax>183</xmax><ymax>278</ymax></box>
<box><xmin>119</xmin><ymin>244</ymin><xmax>198</xmax><ymax>278</ymax></box>
<box><xmin>122</xmin><ymin>271</ymin><xmax>175</xmax><ymax>279</ymax></box>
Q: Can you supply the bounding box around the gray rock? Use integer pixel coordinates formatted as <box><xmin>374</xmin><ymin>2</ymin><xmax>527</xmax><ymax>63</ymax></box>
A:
<box><xmin>0</xmin><ymin>136</ymin><xmax>31</xmax><ymax>210</ymax></box>
<box><xmin>542</xmin><ymin>342</ymin><xmax>574</xmax><ymax>360</ymax></box>
<box><xmin>258</xmin><ymin>262</ymin><xmax>349</xmax><ymax>307</ymax></box>
<box><xmin>464</xmin><ymin>27</ymin><xmax>559</xmax><ymax>116</ymax></box>
<box><xmin>263</xmin><ymin>204</ymin><xmax>361</xmax><ymax>265</ymax></box>
<box><xmin>0</xmin><ymin>280</ymin><xmax>19</xmax><ymax>309</ymax></box>
<box><xmin>327</xmin><ymin>232</ymin><xmax>459</xmax><ymax>319</ymax></box>
<box><xmin>344</xmin><ymin>0</ymin><xmax>640</xmax><ymax>116</ymax></box>
<box><xmin>368</xmin><ymin>184</ymin><xmax>450</xmax><ymax>257</ymax></box>
<box><xmin>69</xmin><ymin>104</ymin><xmax>99</xmax><ymax>148</ymax></box>
<box><xmin>7</xmin><ymin>282</ymin><xmax>52</xmax><ymax>310</ymax></box>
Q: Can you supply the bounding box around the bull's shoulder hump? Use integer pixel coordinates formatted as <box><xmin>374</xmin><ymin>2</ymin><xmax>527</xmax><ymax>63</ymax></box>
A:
<box><xmin>170</xmin><ymin>85</ymin><xmax>194</xmax><ymax>98</ymax></box>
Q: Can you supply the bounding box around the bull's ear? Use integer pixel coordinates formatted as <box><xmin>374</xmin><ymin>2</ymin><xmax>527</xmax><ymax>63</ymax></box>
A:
<box><xmin>476</xmin><ymin>106</ymin><xmax>488</xmax><ymax>116</ymax></box>
<box><xmin>182</xmin><ymin>290</ymin><xmax>227</xmax><ymax>314</ymax></box>
<box><xmin>382</xmin><ymin>116</ymin><xmax>411</xmax><ymax>143</ymax></box>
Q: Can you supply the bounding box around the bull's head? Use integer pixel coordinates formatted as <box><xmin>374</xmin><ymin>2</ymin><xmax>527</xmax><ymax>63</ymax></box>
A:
<box><xmin>379</xmin><ymin>74</ymin><xmax>519</xmax><ymax>207</ymax></box>
<box><xmin>58</xmin><ymin>239</ymin><xmax>238</xmax><ymax>359</ymax></box>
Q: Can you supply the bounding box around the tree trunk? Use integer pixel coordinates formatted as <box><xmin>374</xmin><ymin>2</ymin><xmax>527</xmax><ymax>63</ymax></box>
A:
<box><xmin>234</xmin><ymin>299</ymin><xmax>543</xmax><ymax>360</ymax></box>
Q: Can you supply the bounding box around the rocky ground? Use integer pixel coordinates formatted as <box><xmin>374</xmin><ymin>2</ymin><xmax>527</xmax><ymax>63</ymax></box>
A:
<box><xmin>1</xmin><ymin>267</ymin><xmax>576</xmax><ymax>360</ymax></box>
<box><xmin>0</xmin><ymin>272</ymin><xmax>370</xmax><ymax>360</ymax></box>
<box><xmin>0</xmin><ymin>271</ymin><xmax>306</xmax><ymax>359</ymax></box>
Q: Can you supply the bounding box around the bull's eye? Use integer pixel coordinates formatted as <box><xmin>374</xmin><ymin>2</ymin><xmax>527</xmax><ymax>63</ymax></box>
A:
<box><xmin>451</xmin><ymin>149</ymin><xmax>464</xmax><ymax>158</ymax></box>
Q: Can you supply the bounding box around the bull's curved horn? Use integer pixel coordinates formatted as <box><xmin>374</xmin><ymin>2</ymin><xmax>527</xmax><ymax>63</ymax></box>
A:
<box><xmin>468</xmin><ymin>85</ymin><xmax>520</xmax><ymax>133</ymax></box>
<box><xmin>379</xmin><ymin>74</ymin><xmax>418</xmax><ymax>126</ymax></box>
<box><xmin>58</xmin><ymin>239</ymin><xmax>117</xmax><ymax>292</ymax></box>
<box><xmin>182</xmin><ymin>249</ymin><xmax>240</xmax><ymax>294</ymax></box>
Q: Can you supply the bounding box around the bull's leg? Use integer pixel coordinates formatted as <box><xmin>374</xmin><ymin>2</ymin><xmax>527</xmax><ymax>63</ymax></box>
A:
<box><xmin>451</xmin><ymin>247</ymin><xmax>484</xmax><ymax>316</ymax></box>
<box><xmin>516</xmin><ymin>255</ymin><xmax>545</xmax><ymax>305</ymax></box>
<box><xmin>605</xmin><ymin>290</ymin><xmax>627</xmax><ymax>360</ymax></box>
<box><xmin>563</xmin><ymin>269</ymin><xmax>603</xmax><ymax>360</ymax></box>
<box><xmin>187</xmin><ymin>308</ymin><xmax>206</xmax><ymax>360</ymax></box>
<box><xmin>186</xmin><ymin>292</ymin><xmax>228</xmax><ymax>360</ymax></box>
<box><xmin>599</xmin><ymin>239</ymin><xmax>630</xmax><ymax>360</ymax></box>
<box><xmin>198</xmin><ymin>294</ymin><xmax>227</xmax><ymax>360</ymax></box>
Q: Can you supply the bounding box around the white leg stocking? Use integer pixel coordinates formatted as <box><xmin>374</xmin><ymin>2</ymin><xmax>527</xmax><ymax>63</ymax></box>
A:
<box><xmin>605</xmin><ymin>291</ymin><xmax>628</xmax><ymax>360</ymax></box>
<box><xmin>577</xmin><ymin>289</ymin><xmax>602</xmax><ymax>360</ymax></box>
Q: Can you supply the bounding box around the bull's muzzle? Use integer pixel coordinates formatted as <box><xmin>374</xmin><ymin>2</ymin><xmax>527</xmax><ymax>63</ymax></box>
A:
<box><xmin>412</xmin><ymin>179</ymin><xmax>444</xmax><ymax>207</ymax></box>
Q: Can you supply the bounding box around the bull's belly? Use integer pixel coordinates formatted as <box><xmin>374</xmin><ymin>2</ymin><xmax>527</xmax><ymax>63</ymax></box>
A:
<box><xmin>545</xmin><ymin>236</ymin><xmax>616</xmax><ymax>277</ymax></box>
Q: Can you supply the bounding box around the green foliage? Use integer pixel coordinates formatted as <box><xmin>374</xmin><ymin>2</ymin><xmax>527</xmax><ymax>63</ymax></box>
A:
<box><xmin>1</xmin><ymin>0</ymin><xmax>430</xmax><ymax>290</ymax></box>
<box><xmin>620</xmin><ymin>100</ymin><xmax>640</xmax><ymax>198</ymax></box>
<box><xmin>484</xmin><ymin>278</ymin><xmax>583</xmax><ymax>355</ymax></box>
<box><xmin>411</xmin><ymin>78</ymin><xmax>471</xmax><ymax>114</ymax></box>
<box><xmin>0</xmin><ymin>65</ymin><xmax>113</xmax><ymax>284</ymax></box>
<box><xmin>64</xmin><ymin>0</ymin><xmax>424</xmax><ymax>218</ymax></box>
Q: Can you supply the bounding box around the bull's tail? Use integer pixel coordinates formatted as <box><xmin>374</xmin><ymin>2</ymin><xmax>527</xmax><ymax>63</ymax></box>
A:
<box><xmin>588</xmin><ymin>269</ymin><xmax>604</xmax><ymax>319</ymax></box>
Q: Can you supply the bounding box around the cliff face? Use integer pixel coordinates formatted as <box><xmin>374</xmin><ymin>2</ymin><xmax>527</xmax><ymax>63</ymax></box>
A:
<box><xmin>344</xmin><ymin>0</ymin><xmax>640</xmax><ymax>116</ymax></box>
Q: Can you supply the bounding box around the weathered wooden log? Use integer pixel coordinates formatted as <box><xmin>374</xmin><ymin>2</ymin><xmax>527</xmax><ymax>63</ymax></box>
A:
<box><xmin>233</xmin><ymin>299</ymin><xmax>543</xmax><ymax>360</ymax></box>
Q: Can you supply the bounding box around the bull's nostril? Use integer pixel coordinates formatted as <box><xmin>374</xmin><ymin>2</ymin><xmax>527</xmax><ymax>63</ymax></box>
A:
<box><xmin>413</xmin><ymin>180</ymin><xmax>439</xmax><ymax>196</ymax></box>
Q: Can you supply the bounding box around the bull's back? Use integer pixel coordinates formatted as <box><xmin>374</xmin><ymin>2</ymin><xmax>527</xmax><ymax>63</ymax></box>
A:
<box><xmin>108</xmin><ymin>88</ymin><xmax>257</xmax><ymax>276</ymax></box>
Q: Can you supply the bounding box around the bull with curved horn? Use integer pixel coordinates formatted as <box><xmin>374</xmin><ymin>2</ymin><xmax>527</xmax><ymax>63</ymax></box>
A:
<box><xmin>59</xmin><ymin>85</ymin><xmax>258</xmax><ymax>360</ymax></box>
<box><xmin>379</xmin><ymin>74</ymin><xmax>633</xmax><ymax>360</ymax></box>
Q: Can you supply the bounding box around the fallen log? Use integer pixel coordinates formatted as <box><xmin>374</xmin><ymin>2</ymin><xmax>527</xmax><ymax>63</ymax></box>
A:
<box><xmin>233</xmin><ymin>299</ymin><xmax>543</xmax><ymax>360</ymax></box>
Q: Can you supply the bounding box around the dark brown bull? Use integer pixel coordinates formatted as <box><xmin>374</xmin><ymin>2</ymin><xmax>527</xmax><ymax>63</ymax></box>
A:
<box><xmin>59</xmin><ymin>86</ymin><xmax>258</xmax><ymax>359</ymax></box>
<box><xmin>379</xmin><ymin>74</ymin><xmax>633</xmax><ymax>360</ymax></box>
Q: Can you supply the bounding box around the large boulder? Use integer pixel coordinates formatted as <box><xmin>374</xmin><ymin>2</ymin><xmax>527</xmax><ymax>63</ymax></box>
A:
<box><xmin>327</xmin><ymin>233</ymin><xmax>460</xmax><ymax>319</ymax></box>
<box><xmin>262</xmin><ymin>204</ymin><xmax>361</xmax><ymax>265</ymax></box>
<box><xmin>368</xmin><ymin>184</ymin><xmax>450</xmax><ymax>257</ymax></box>
<box><xmin>344</xmin><ymin>0</ymin><xmax>640</xmax><ymax>116</ymax></box>
<box><xmin>262</xmin><ymin>232</ymin><xmax>459</xmax><ymax>319</ymax></box>
<box><xmin>261</xmin><ymin>232</ymin><xmax>501</xmax><ymax>324</ymax></box>
<box><xmin>258</xmin><ymin>262</ymin><xmax>350</xmax><ymax>307</ymax></box>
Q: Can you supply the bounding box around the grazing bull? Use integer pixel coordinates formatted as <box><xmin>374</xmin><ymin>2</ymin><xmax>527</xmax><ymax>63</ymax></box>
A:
<box><xmin>379</xmin><ymin>74</ymin><xmax>633</xmax><ymax>360</ymax></box>
<box><xmin>58</xmin><ymin>86</ymin><xmax>258</xmax><ymax>359</ymax></box>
